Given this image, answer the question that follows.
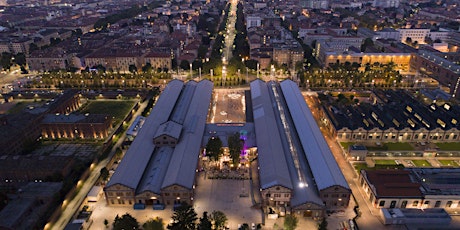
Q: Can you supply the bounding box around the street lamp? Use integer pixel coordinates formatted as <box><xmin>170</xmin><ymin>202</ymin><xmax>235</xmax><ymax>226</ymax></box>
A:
<box><xmin>270</xmin><ymin>65</ymin><xmax>275</xmax><ymax>80</ymax></box>
<box><xmin>246</xmin><ymin>67</ymin><xmax>249</xmax><ymax>83</ymax></box>
<box><xmin>210</xmin><ymin>69</ymin><xmax>213</xmax><ymax>81</ymax></box>
<box><xmin>257</xmin><ymin>63</ymin><xmax>259</xmax><ymax>79</ymax></box>
<box><xmin>222</xmin><ymin>66</ymin><xmax>226</xmax><ymax>86</ymax></box>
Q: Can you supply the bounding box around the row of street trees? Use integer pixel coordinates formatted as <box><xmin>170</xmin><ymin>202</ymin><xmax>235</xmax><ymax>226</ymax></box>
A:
<box><xmin>299</xmin><ymin>62</ymin><xmax>406</xmax><ymax>89</ymax></box>
<box><xmin>109</xmin><ymin>205</ymin><xmax>328</xmax><ymax>230</ymax></box>
<box><xmin>110</xmin><ymin>203</ymin><xmax>228</xmax><ymax>230</ymax></box>
<box><xmin>29</xmin><ymin>70</ymin><xmax>169</xmax><ymax>89</ymax></box>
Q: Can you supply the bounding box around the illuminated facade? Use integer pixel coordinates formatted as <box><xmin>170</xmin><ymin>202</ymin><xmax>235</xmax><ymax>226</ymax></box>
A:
<box><xmin>322</xmin><ymin>89</ymin><xmax>460</xmax><ymax>145</ymax></box>
<box><xmin>360</xmin><ymin>169</ymin><xmax>460</xmax><ymax>212</ymax></box>
<box><xmin>272</xmin><ymin>45</ymin><xmax>304</xmax><ymax>68</ymax></box>
<box><xmin>41</xmin><ymin>114</ymin><xmax>112</xmax><ymax>139</ymax></box>
<box><xmin>144</xmin><ymin>52</ymin><xmax>172</xmax><ymax>71</ymax></box>
<box><xmin>321</xmin><ymin>52</ymin><xmax>412</xmax><ymax>71</ymax></box>
<box><xmin>411</xmin><ymin>49</ymin><xmax>460</xmax><ymax>98</ymax></box>
<box><xmin>0</xmin><ymin>90</ymin><xmax>80</xmax><ymax>156</ymax></box>
<box><xmin>398</xmin><ymin>29</ymin><xmax>430</xmax><ymax>44</ymax></box>
<box><xmin>84</xmin><ymin>51</ymin><xmax>143</xmax><ymax>73</ymax></box>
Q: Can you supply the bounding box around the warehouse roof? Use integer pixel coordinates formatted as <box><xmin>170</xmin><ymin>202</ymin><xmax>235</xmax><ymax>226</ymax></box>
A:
<box><xmin>162</xmin><ymin>80</ymin><xmax>213</xmax><ymax>189</ymax></box>
<box><xmin>106</xmin><ymin>80</ymin><xmax>184</xmax><ymax>189</ymax></box>
<box><xmin>280</xmin><ymin>80</ymin><xmax>349</xmax><ymax>191</ymax></box>
<box><xmin>137</xmin><ymin>147</ymin><xmax>174</xmax><ymax>194</ymax></box>
<box><xmin>154</xmin><ymin>121</ymin><xmax>183</xmax><ymax>140</ymax></box>
<box><xmin>250</xmin><ymin>79</ymin><xmax>293</xmax><ymax>190</ymax></box>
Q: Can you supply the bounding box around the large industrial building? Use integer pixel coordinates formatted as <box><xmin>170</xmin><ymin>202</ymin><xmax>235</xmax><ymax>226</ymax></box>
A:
<box><xmin>360</xmin><ymin>168</ymin><xmax>460</xmax><ymax>211</ymax></box>
<box><xmin>322</xmin><ymin>89</ymin><xmax>460</xmax><ymax>145</ymax></box>
<box><xmin>251</xmin><ymin>80</ymin><xmax>351</xmax><ymax>218</ymax></box>
<box><xmin>104</xmin><ymin>79</ymin><xmax>351</xmax><ymax>218</ymax></box>
<box><xmin>104</xmin><ymin>79</ymin><xmax>213</xmax><ymax>208</ymax></box>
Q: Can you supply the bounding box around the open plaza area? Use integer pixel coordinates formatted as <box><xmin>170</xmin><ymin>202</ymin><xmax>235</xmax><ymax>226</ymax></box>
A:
<box><xmin>211</xmin><ymin>88</ymin><xmax>246</xmax><ymax>123</ymax></box>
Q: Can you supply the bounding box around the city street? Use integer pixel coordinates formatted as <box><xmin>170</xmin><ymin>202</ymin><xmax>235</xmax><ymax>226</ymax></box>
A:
<box><xmin>222</xmin><ymin>0</ymin><xmax>237</xmax><ymax>63</ymax></box>
<box><xmin>0</xmin><ymin>69</ymin><xmax>35</xmax><ymax>93</ymax></box>
<box><xmin>220</xmin><ymin>0</ymin><xmax>237</xmax><ymax>86</ymax></box>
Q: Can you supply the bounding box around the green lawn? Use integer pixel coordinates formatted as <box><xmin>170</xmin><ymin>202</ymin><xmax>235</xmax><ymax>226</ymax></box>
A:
<box><xmin>80</xmin><ymin>100</ymin><xmax>135</xmax><ymax>125</ymax></box>
<box><xmin>354</xmin><ymin>163</ymin><xmax>370</xmax><ymax>173</ymax></box>
<box><xmin>367</xmin><ymin>145</ymin><xmax>388</xmax><ymax>151</ymax></box>
<box><xmin>412</xmin><ymin>160</ymin><xmax>431</xmax><ymax>167</ymax></box>
<box><xmin>6</xmin><ymin>100</ymin><xmax>46</xmax><ymax>114</ymax></box>
<box><xmin>340</xmin><ymin>142</ymin><xmax>355</xmax><ymax>150</ymax></box>
<box><xmin>436</xmin><ymin>143</ymin><xmax>460</xmax><ymax>151</ymax></box>
<box><xmin>367</xmin><ymin>142</ymin><xmax>414</xmax><ymax>151</ymax></box>
<box><xmin>353</xmin><ymin>162</ymin><xmax>403</xmax><ymax>173</ymax></box>
<box><xmin>374</xmin><ymin>160</ymin><xmax>397</xmax><ymax>165</ymax></box>
<box><xmin>385</xmin><ymin>142</ymin><xmax>414</xmax><ymax>151</ymax></box>
<box><xmin>438</xmin><ymin>160</ymin><xmax>459</xmax><ymax>167</ymax></box>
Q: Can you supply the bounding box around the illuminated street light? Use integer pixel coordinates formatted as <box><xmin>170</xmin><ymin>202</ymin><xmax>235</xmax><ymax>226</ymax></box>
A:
<box><xmin>222</xmin><ymin>66</ymin><xmax>226</xmax><ymax>86</ymax></box>
<box><xmin>257</xmin><ymin>63</ymin><xmax>260</xmax><ymax>79</ymax></box>
<box><xmin>270</xmin><ymin>65</ymin><xmax>275</xmax><ymax>80</ymax></box>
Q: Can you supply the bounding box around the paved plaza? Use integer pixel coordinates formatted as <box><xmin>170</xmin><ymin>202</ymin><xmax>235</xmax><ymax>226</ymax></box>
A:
<box><xmin>211</xmin><ymin>88</ymin><xmax>246</xmax><ymax>123</ymax></box>
<box><xmin>86</xmin><ymin>199</ymin><xmax>175</xmax><ymax>229</ymax></box>
<box><xmin>194</xmin><ymin>172</ymin><xmax>261</xmax><ymax>229</ymax></box>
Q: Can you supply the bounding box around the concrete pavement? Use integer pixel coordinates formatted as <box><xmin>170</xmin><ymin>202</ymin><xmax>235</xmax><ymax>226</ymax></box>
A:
<box><xmin>194</xmin><ymin>172</ymin><xmax>261</xmax><ymax>229</ymax></box>
<box><xmin>212</xmin><ymin>89</ymin><xmax>246</xmax><ymax>123</ymax></box>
